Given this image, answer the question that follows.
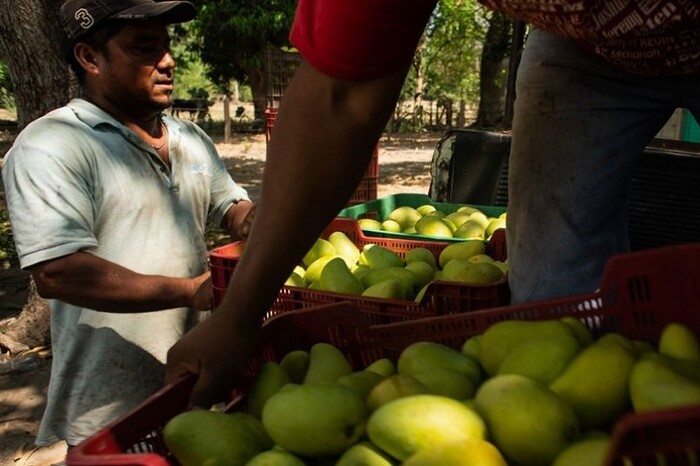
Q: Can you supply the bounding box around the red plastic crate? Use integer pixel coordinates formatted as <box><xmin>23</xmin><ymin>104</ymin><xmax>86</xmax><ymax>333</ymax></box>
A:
<box><xmin>209</xmin><ymin>217</ymin><xmax>509</xmax><ymax>324</ymax></box>
<box><xmin>264</xmin><ymin>107</ymin><xmax>276</xmax><ymax>143</ymax></box>
<box><xmin>67</xmin><ymin>242</ymin><xmax>700</xmax><ymax>466</ymax></box>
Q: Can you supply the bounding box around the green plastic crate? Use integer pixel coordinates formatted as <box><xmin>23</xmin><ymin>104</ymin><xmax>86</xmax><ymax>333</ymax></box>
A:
<box><xmin>682</xmin><ymin>110</ymin><xmax>700</xmax><ymax>143</ymax></box>
<box><xmin>336</xmin><ymin>193</ymin><xmax>506</xmax><ymax>243</ymax></box>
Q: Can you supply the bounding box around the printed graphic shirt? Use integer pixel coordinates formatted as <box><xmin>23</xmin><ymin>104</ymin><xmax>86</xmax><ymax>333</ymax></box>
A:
<box><xmin>290</xmin><ymin>0</ymin><xmax>699</xmax><ymax>79</ymax></box>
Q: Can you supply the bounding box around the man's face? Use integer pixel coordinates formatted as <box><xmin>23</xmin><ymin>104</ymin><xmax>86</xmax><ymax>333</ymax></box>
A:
<box><xmin>93</xmin><ymin>20</ymin><xmax>175</xmax><ymax>115</ymax></box>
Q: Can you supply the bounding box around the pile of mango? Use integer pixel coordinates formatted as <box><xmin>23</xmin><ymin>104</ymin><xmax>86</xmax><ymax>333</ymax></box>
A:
<box><xmin>286</xmin><ymin>231</ymin><xmax>507</xmax><ymax>301</ymax></box>
<box><xmin>357</xmin><ymin>205</ymin><xmax>506</xmax><ymax>241</ymax></box>
<box><xmin>163</xmin><ymin>319</ymin><xmax>700</xmax><ymax>466</ymax></box>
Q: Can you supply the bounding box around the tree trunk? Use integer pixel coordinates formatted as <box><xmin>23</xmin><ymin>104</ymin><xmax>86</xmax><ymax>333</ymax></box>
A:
<box><xmin>0</xmin><ymin>0</ymin><xmax>73</xmax><ymax>126</ymax></box>
<box><xmin>474</xmin><ymin>11</ymin><xmax>513</xmax><ymax>130</ymax></box>
<box><xmin>223</xmin><ymin>94</ymin><xmax>231</xmax><ymax>143</ymax></box>
<box><xmin>0</xmin><ymin>0</ymin><xmax>76</xmax><ymax>352</ymax></box>
<box><xmin>246</xmin><ymin>66</ymin><xmax>267</xmax><ymax>120</ymax></box>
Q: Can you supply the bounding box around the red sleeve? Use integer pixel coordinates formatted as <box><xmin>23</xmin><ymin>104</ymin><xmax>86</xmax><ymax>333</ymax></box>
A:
<box><xmin>290</xmin><ymin>0</ymin><xmax>438</xmax><ymax>81</ymax></box>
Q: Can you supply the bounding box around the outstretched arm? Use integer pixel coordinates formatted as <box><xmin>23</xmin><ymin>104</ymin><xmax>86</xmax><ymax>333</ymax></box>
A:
<box><xmin>30</xmin><ymin>251</ymin><xmax>212</xmax><ymax>313</ymax></box>
<box><xmin>165</xmin><ymin>60</ymin><xmax>410</xmax><ymax>406</ymax></box>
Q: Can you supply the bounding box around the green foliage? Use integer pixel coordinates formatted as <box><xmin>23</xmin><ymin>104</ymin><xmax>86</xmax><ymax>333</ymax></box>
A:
<box><xmin>412</xmin><ymin>0</ymin><xmax>490</xmax><ymax>103</ymax></box>
<box><xmin>0</xmin><ymin>59</ymin><xmax>15</xmax><ymax>110</ymax></box>
<box><xmin>168</xmin><ymin>23</ymin><xmax>218</xmax><ymax>100</ymax></box>
<box><xmin>190</xmin><ymin>0</ymin><xmax>297</xmax><ymax>91</ymax></box>
<box><xmin>0</xmin><ymin>209</ymin><xmax>18</xmax><ymax>269</ymax></box>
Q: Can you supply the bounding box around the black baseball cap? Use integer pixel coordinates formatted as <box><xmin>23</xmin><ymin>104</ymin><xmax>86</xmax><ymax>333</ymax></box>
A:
<box><xmin>60</xmin><ymin>0</ymin><xmax>197</xmax><ymax>43</ymax></box>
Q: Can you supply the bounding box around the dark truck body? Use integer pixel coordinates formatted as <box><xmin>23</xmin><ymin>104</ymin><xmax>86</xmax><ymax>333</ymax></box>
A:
<box><xmin>429</xmin><ymin>129</ymin><xmax>700</xmax><ymax>251</ymax></box>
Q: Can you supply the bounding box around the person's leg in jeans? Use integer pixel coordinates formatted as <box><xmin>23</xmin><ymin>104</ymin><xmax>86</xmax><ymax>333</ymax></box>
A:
<box><xmin>507</xmin><ymin>29</ymin><xmax>693</xmax><ymax>304</ymax></box>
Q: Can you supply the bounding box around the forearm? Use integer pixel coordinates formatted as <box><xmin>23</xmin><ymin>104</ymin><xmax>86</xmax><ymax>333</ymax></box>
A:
<box><xmin>30</xmin><ymin>251</ymin><xmax>200</xmax><ymax>313</ymax></box>
<box><xmin>222</xmin><ymin>199</ymin><xmax>254</xmax><ymax>241</ymax></box>
<box><xmin>216</xmin><ymin>61</ymin><xmax>409</xmax><ymax>329</ymax></box>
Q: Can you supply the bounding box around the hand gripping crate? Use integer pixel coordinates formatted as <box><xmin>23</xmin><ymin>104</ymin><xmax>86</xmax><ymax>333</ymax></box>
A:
<box><xmin>209</xmin><ymin>217</ymin><xmax>509</xmax><ymax>325</ymax></box>
<box><xmin>67</xmin><ymin>242</ymin><xmax>700</xmax><ymax>466</ymax></box>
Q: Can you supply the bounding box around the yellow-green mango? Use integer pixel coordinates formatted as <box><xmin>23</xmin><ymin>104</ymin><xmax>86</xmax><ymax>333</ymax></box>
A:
<box><xmin>549</xmin><ymin>333</ymin><xmax>637</xmax><ymax>429</ymax></box>
<box><xmin>478</xmin><ymin>319</ymin><xmax>577</xmax><ymax>376</ymax></box>
<box><xmin>328</xmin><ymin>231</ymin><xmax>361</xmax><ymax>268</ymax></box>
<box><xmin>415</xmin><ymin>216</ymin><xmax>453</xmax><ymax>238</ymax></box>
<box><xmin>387</xmin><ymin>206</ymin><xmax>422</xmax><ymax>230</ymax></box>
<box><xmin>453</xmin><ymin>219</ymin><xmax>485</xmax><ymax>240</ymax></box>
<box><xmin>303</xmin><ymin>342</ymin><xmax>352</xmax><ymax>385</ymax></box>
<box><xmin>402</xmin><ymin>438</ymin><xmax>507</xmax><ymax>466</ymax></box>
<box><xmin>404</xmin><ymin>261</ymin><xmax>434</xmax><ymax>289</ymax></box>
<box><xmin>461</xmin><ymin>335</ymin><xmax>481</xmax><ymax>361</ymax></box>
<box><xmin>416</xmin><ymin>204</ymin><xmax>437</xmax><ymax>216</ymax></box>
<box><xmin>163</xmin><ymin>410</ymin><xmax>265</xmax><ymax>466</ymax></box>
<box><xmin>398</xmin><ymin>341</ymin><xmax>482</xmax><ymax>386</ymax></box>
<box><xmin>474</xmin><ymin>374</ymin><xmax>579</xmax><ymax>466</ymax></box>
<box><xmin>335</xmin><ymin>440</ymin><xmax>395</xmax><ymax>466</ymax></box>
<box><xmin>367</xmin><ymin>394</ymin><xmax>487</xmax><ymax>461</ymax></box>
<box><xmin>318</xmin><ymin>257</ymin><xmax>364</xmax><ymax>295</ymax></box>
<box><xmin>411</xmin><ymin>368</ymin><xmax>475</xmax><ymax>400</ymax></box>
<box><xmin>630</xmin><ymin>352</ymin><xmax>700</xmax><ymax>412</ymax></box>
<box><xmin>359</xmin><ymin>244</ymin><xmax>404</xmax><ymax>269</ymax></box>
<box><xmin>366</xmin><ymin>374</ymin><xmax>429</xmax><ymax>411</ymax></box>
<box><xmin>449</xmin><ymin>262</ymin><xmax>503</xmax><ymax>285</ymax></box>
<box><xmin>438</xmin><ymin>241</ymin><xmax>486</xmax><ymax>269</ymax></box>
<box><xmin>358</xmin><ymin>218</ymin><xmax>383</xmax><ymax>230</ymax></box>
<box><xmin>279</xmin><ymin>350</ymin><xmax>310</xmax><ymax>384</ymax></box>
<box><xmin>658</xmin><ymin>322</ymin><xmax>700</xmax><ymax>362</ymax></box>
<box><xmin>560</xmin><ymin>316</ymin><xmax>594</xmax><ymax>346</ymax></box>
<box><xmin>337</xmin><ymin>370</ymin><xmax>385</xmax><ymax>400</ymax></box>
<box><xmin>497</xmin><ymin>333</ymin><xmax>582</xmax><ymax>385</ymax></box>
<box><xmin>304</xmin><ymin>255</ymin><xmax>339</xmax><ymax>284</ymax></box>
<box><xmin>485</xmin><ymin>217</ymin><xmax>507</xmax><ymax>238</ymax></box>
<box><xmin>552</xmin><ymin>436</ymin><xmax>611</xmax><ymax>466</ymax></box>
<box><xmin>360</xmin><ymin>267</ymin><xmax>417</xmax><ymax>299</ymax></box>
<box><xmin>245</xmin><ymin>449</ymin><xmax>307</xmax><ymax>466</ymax></box>
<box><xmin>364</xmin><ymin>358</ymin><xmax>396</xmax><ymax>378</ymax></box>
<box><xmin>361</xmin><ymin>279</ymin><xmax>405</xmax><ymax>300</ymax></box>
<box><xmin>302</xmin><ymin>238</ymin><xmax>336</xmax><ymax>268</ymax></box>
<box><xmin>404</xmin><ymin>247</ymin><xmax>437</xmax><ymax>269</ymax></box>
<box><xmin>262</xmin><ymin>384</ymin><xmax>367</xmax><ymax>457</ymax></box>
<box><xmin>381</xmin><ymin>219</ymin><xmax>402</xmax><ymax>232</ymax></box>
<box><xmin>247</xmin><ymin>361</ymin><xmax>291</xmax><ymax>418</ymax></box>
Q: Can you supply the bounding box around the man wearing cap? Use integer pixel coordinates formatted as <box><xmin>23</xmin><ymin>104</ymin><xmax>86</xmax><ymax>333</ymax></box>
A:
<box><xmin>1</xmin><ymin>0</ymin><xmax>254</xmax><ymax>449</ymax></box>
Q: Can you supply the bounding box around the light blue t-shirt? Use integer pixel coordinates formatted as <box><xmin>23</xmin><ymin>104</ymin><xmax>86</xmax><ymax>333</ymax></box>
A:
<box><xmin>1</xmin><ymin>98</ymin><xmax>249</xmax><ymax>446</ymax></box>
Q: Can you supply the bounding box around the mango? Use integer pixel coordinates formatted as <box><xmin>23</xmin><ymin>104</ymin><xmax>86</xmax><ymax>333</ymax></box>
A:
<box><xmin>438</xmin><ymin>241</ymin><xmax>486</xmax><ymax>269</ymax></box>
<box><xmin>262</xmin><ymin>384</ymin><xmax>367</xmax><ymax>458</ymax></box>
<box><xmin>367</xmin><ymin>394</ymin><xmax>487</xmax><ymax>461</ymax></box>
<box><xmin>475</xmin><ymin>374</ymin><xmax>579</xmax><ymax>466</ymax></box>
<box><xmin>402</xmin><ymin>437</ymin><xmax>507</xmax><ymax>466</ymax></box>
<box><xmin>302</xmin><ymin>238</ymin><xmax>336</xmax><ymax>268</ymax></box>
<box><xmin>163</xmin><ymin>410</ymin><xmax>265</xmax><ymax>466</ymax></box>
<box><xmin>303</xmin><ymin>342</ymin><xmax>352</xmax><ymax>385</ymax></box>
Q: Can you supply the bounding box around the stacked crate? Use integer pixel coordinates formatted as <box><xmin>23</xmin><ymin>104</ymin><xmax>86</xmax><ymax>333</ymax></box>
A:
<box><xmin>264</xmin><ymin>47</ymin><xmax>379</xmax><ymax>206</ymax></box>
<box><xmin>67</xmin><ymin>243</ymin><xmax>700</xmax><ymax>466</ymax></box>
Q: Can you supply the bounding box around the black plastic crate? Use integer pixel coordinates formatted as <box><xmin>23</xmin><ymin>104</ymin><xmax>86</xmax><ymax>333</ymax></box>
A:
<box><xmin>430</xmin><ymin>129</ymin><xmax>700</xmax><ymax>251</ymax></box>
<box><xmin>264</xmin><ymin>47</ymin><xmax>301</xmax><ymax>108</ymax></box>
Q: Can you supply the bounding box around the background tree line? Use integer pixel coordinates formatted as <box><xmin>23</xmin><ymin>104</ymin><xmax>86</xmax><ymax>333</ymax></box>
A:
<box><xmin>0</xmin><ymin>0</ymin><xmax>518</xmax><ymax>132</ymax></box>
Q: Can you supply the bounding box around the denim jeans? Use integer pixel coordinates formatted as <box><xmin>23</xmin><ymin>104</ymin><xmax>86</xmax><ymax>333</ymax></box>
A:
<box><xmin>507</xmin><ymin>28</ymin><xmax>700</xmax><ymax>304</ymax></box>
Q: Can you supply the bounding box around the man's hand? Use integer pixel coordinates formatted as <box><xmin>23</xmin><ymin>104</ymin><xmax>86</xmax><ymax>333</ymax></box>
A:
<box><xmin>237</xmin><ymin>202</ymin><xmax>256</xmax><ymax>241</ymax></box>
<box><xmin>165</xmin><ymin>309</ymin><xmax>260</xmax><ymax>408</ymax></box>
<box><xmin>223</xmin><ymin>200</ymin><xmax>256</xmax><ymax>242</ymax></box>
<box><xmin>191</xmin><ymin>271</ymin><xmax>213</xmax><ymax>312</ymax></box>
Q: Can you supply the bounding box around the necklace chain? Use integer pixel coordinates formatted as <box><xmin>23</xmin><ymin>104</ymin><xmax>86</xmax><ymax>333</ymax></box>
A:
<box><xmin>151</xmin><ymin>119</ymin><xmax>168</xmax><ymax>150</ymax></box>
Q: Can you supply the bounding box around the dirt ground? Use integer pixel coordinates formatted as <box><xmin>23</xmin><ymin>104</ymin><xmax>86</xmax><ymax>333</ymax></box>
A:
<box><xmin>0</xmin><ymin>123</ymin><xmax>441</xmax><ymax>466</ymax></box>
